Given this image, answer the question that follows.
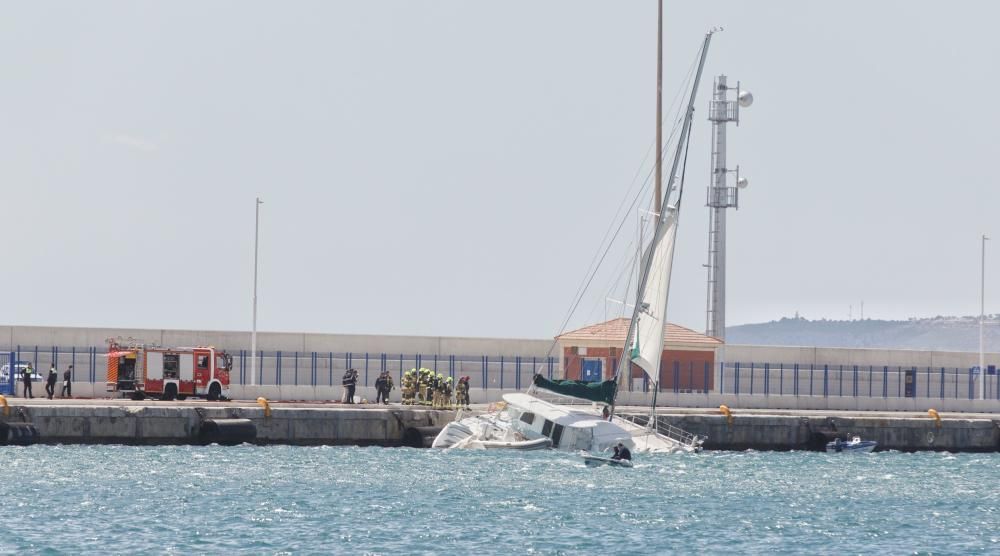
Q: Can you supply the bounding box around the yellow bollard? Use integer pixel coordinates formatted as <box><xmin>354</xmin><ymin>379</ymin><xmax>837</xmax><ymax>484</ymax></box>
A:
<box><xmin>256</xmin><ymin>397</ymin><xmax>271</xmax><ymax>418</ymax></box>
<box><xmin>927</xmin><ymin>408</ymin><xmax>941</xmax><ymax>428</ymax></box>
<box><xmin>0</xmin><ymin>395</ymin><xmax>8</xmax><ymax>417</ymax></box>
<box><xmin>719</xmin><ymin>404</ymin><xmax>733</xmax><ymax>427</ymax></box>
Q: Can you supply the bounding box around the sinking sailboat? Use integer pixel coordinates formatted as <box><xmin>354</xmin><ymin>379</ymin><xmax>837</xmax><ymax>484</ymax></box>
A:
<box><xmin>435</xmin><ymin>29</ymin><xmax>716</xmax><ymax>455</ymax></box>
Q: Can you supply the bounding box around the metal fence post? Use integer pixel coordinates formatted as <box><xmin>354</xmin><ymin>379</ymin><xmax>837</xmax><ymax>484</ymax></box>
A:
<box><xmin>720</xmin><ymin>362</ymin><xmax>725</xmax><ymax>395</ymax></box>
<box><xmin>793</xmin><ymin>363</ymin><xmax>799</xmax><ymax>396</ymax></box>
<box><xmin>882</xmin><ymin>366</ymin><xmax>888</xmax><ymax>398</ymax></box>
<box><xmin>500</xmin><ymin>356</ymin><xmax>504</xmax><ymax>390</ymax></box>
<box><xmin>749</xmin><ymin>362</ymin><xmax>754</xmax><ymax>395</ymax></box>
<box><xmin>779</xmin><ymin>363</ymin><xmax>784</xmax><ymax>396</ymax></box>
<box><xmin>734</xmin><ymin>362</ymin><xmax>741</xmax><ymax>395</ymax></box>
<box><xmin>764</xmin><ymin>363</ymin><xmax>770</xmax><ymax>396</ymax></box>
<box><xmin>853</xmin><ymin>365</ymin><xmax>859</xmax><ymax>397</ymax></box>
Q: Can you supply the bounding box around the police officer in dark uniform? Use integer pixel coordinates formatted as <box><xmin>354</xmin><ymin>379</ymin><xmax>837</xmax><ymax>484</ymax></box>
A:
<box><xmin>342</xmin><ymin>368</ymin><xmax>358</xmax><ymax>404</ymax></box>
<box><xmin>61</xmin><ymin>365</ymin><xmax>73</xmax><ymax>398</ymax></box>
<box><xmin>45</xmin><ymin>365</ymin><xmax>58</xmax><ymax>399</ymax></box>
<box><xmin>21</xmin><ymin>364</ymin><xmax>34</xmax><ymax>398</ymax></box>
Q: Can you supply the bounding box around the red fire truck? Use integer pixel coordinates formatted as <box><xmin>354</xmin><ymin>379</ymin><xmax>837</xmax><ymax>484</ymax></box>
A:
<box><xmin>106</xmin><ymin>338</ymin><xmax>232</xmax><ymax>401</ymax></box>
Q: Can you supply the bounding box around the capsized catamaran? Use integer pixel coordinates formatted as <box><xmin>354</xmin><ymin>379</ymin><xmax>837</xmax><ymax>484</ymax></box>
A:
<box><xmin>434</xmin><ymin>29</ymin><xmax>716</xmax><ymax>455</ymax></box>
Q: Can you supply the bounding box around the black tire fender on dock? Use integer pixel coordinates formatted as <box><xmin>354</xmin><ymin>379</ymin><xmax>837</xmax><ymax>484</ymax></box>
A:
<box><xmin>0</xmin><ymin>422</ymin><xmax>39</xmax><ymax>446</ymax></box>
<box><xmin>198</xmin><ymin>418</ymin><xmax>256</xmax><ymax>445</ymax></box>
<box><xmin>402</xmin><ymin>426</ymin><xmax>442</xmax><ymax>448</ymax></box>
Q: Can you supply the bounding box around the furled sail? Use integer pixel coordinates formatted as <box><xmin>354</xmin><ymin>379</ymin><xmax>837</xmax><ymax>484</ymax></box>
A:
<box><xmin>532</xmin><ymin>375</ymin><xmax>618</xmax><ymax>405</ymax></box>
<box><xmin>629</xmin><ymin>206</ymin><xmax>678</xmax><ymax>384</ymax></box>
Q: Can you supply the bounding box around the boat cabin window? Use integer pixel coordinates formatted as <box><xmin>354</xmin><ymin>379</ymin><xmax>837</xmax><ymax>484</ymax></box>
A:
<box><xmin>519</xmin><ymin>412</ymin><xmax>535</xmax><ymax>425</ymax></box>
<box><xmin>551</xmin><ymin>424</ymin><xmax>564</xmax><ymax>447</ymax></box>
<box><xmin>541</xmin><ymin>419</ymin><xmax>553</xmax><ymax>437</ymax></box>
<box><xmin>163</xmin><ymin>354</ymin><xmax>179</xmax><ymax>379</ymax></box>
<box><xmin>197</xmin><ymin>355</ymin><xmax>209</xmax><ymax>369</ymax></box>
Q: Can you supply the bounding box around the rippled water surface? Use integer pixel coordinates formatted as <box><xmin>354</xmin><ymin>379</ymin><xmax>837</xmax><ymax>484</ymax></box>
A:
<box><xmin>0</xmin><ymin>445</ymin><xmax>996</xmax><ymax>554</ymax></box>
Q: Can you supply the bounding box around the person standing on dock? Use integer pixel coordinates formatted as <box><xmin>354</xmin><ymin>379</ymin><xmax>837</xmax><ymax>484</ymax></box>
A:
<box><xmin>381</xmin><ymin>371</ymin><xmax>394</xmax><ymax>405</ymax></box>
<box><xmin>342</xmin><ymin>368</ymin><xmax>358</xmax><ymax>404</ymax></box>
<box><xmin>455</xmin><ymin>376</ymin><xmax>470</xmax><ymax>410</ymax></box>
<box><xmin>375</xmin><ymin>370</ymin><xmax>393</xmax><ymax>404</ymax></box>
<box><xmin>21</xmin><ymin>364</ymin><xmax>34</xmax><ymax>398</ymax></box>
<box><xmin>61</xmin><ymin>365</ymin><xmax>72</xmax><ymax>398</ymax></box>
<box><xmin>401</xmin><ymin>370</ymin><xmax>416</xmax><ymax>405</ymax></box>
<box><xmin>45</xmin><ymin>364</ymin><xmax>58</xmax><ymax>399</ymax></box>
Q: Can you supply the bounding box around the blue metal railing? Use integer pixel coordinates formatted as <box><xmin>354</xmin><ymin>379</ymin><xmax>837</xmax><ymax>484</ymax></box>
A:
<box><xmin>4</xmin><ymin>345</ymin><xmax>1000</xmax><ymax>402</ymax></box>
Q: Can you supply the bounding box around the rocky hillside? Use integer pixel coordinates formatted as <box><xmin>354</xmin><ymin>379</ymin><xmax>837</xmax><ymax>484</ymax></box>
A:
<box><xmin>725</xmin><ymin>316</ymin><xmax>1000</xmax><ymax>352</ymax></box>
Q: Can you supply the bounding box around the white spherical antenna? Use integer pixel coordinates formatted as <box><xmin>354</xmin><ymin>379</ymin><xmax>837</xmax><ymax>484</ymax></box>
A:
<box><xmin>737</xmin><ymin>176</ymin><xmax>749</xmax><ymax>189</ymax></box>
<box><xmin>738</xmin><ymin>90</ymin><xmax>754</xmax><ymax>108</ymax></box>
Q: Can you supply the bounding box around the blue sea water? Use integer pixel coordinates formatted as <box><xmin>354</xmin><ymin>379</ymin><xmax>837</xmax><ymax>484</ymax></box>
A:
<box><xmin>0</xmin><ymin>445</ymin><xmax>996</xmax><ymax>554</ymax></box>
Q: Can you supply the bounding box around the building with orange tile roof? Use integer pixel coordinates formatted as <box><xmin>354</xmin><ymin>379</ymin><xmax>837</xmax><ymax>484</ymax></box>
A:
<box><xmin>556</xmin><ymin>317</ymin><xmax>722</xmax><ymax>391</ymax></box>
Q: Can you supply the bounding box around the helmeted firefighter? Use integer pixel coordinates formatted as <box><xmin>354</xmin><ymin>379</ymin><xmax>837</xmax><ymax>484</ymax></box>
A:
<box><xmin>401</xmin><ymin>369</ymin><xmax>416</xmax><ymax>405</ymax></box>
<box><xmin>455</xmin><ymin>375</ymin><xmax>471</xmax><ymax>410</ymax></box>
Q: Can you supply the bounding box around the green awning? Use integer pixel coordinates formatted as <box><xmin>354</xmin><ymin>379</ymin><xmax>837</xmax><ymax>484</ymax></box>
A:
<box><xmin>532</xmin><ymin>375</ymin><xmax>617</xmax><ymax>405</ymax></box>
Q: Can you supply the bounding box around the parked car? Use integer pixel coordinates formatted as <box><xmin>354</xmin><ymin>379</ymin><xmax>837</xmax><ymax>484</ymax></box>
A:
<box><xmin>0</xmin><ymin>362</ymin><xmax>43</xmax><ymax>383</ymax></box>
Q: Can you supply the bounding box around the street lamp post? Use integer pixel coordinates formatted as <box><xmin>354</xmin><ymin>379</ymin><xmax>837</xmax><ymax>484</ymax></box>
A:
<box><xmin>980</xmin><ymin>234</ymin><xmax>989</xmax><ymax>400</ymax></box>
<box><xmin>251</xmin><ymin>197</ymin><xmax>263</xmax><ymax>387</ymax></box>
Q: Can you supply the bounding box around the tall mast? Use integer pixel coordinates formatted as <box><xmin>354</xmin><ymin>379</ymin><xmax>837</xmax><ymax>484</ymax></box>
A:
<box><xmin>610</xmin><ymin>31</ymin><xmax>715</xmax><ymax>418</ymax></box>
<box><xmin>654</xmin><ymin>0</ymin><xmax>663</xmax><ymax>215</ymax></box>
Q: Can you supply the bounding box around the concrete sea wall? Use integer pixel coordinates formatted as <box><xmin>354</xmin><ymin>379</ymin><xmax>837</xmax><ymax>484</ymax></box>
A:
<box><xmin>7</xmin><ymin>402</ymin><xmax>453</xmax><ymax>446</ymax></box>
<box><xmin>656</xmin><ymin>410</ymin><xmax>1000</xmax><ymax>452</ymax></box>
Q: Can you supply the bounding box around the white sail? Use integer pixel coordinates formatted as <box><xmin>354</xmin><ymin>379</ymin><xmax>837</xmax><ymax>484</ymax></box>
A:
<box><xmin>629</xmin><ymin>205</ymin><xmax>678</xmax><ymax>384</ymax></box>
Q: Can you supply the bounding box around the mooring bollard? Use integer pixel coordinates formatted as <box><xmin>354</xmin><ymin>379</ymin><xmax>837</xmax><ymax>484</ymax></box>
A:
<box><xmin>256</xmin><ymin>397</ymin><xmax>271</xmax><ymax>418</ymax></box>
<box><xmin>719</xmin><ymin>404</ymin><xmax>733</xmax><ymax>427</ymax></box>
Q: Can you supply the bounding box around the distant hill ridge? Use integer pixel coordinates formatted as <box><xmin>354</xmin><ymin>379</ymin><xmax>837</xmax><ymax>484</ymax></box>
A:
<box><xmin>725</xmin><ymin>316</ymin><xmax>1000</xmax><ymax>352</ymax></box>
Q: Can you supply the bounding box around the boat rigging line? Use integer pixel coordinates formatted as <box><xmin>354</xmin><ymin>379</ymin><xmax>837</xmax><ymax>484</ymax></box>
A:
<box><xmin>536</xmin><ymin>46</ymin><xmax>706</xmax><ymax>375</ymax></box>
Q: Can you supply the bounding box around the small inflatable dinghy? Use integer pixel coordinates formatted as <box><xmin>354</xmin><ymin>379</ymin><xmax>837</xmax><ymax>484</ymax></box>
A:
<box><xmin>582</xmin><ymin>455</ymin><xmax>634</xmax><ymax>468</ymax></box>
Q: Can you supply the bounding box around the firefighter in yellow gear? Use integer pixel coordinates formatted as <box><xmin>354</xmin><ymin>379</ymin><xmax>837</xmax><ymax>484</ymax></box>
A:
<box><xmin>455</xmin><ymin>376</ymin><xmax>471</xmax><ymax>410</ymax></box>
<box><xmin>442</xmin><ymin>376</ymin><xmax>454</xmax><ymax>409</ymax></box>
<box><xmin>401</xmin><ymin>369</ymin><xmax>416</xmax><ymax>405</ymax></box>
<box><xmin>418</xmin><ymin>368</ymin><xmax>431</xmax><ymax>406</ymax></box>
<box><xmin>428</xmin><ymin>372</ymin><xmax>440</xmax><ymax>408</ymax></box>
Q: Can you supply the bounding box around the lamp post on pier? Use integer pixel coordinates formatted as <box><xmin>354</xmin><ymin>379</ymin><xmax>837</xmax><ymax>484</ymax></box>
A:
<box><xmin>251</xmin><ymin>197</ymin><xmax>263</xmax><ymax>387</ymax></box>
<box><xmin>980</xmin><ymin>233</ymin><xmax>989</xmax><ymax>400</ymax></box>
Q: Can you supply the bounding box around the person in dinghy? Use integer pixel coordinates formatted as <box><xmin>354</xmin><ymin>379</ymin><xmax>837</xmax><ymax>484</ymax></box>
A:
<box><xmin>611</xmin><ymin>442</ymin><xmax>632</xmax><ymax>462</ymax></box>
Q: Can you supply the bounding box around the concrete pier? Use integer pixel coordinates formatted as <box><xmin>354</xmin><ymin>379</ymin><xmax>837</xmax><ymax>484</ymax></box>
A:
<box><xmin>650</xmin><ymin>408</ymin><xmax>1000</xmax><ymax>452</ymax></box>
<box><xmin>2</xmin><ymin>399</ymin><xmax>453</xmax><ymax>446</ymax></box>
<box><xmin>1</xmin><ymin>399</ymin><xmax>998</xmax><ymax>451</ymax></box>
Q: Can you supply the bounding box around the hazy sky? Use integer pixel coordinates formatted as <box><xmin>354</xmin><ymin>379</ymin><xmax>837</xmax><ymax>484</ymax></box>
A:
<box><xmin>4</xmin><ymin>1</ymin><xmax>999</xmax><ymax>340</ymax></box>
